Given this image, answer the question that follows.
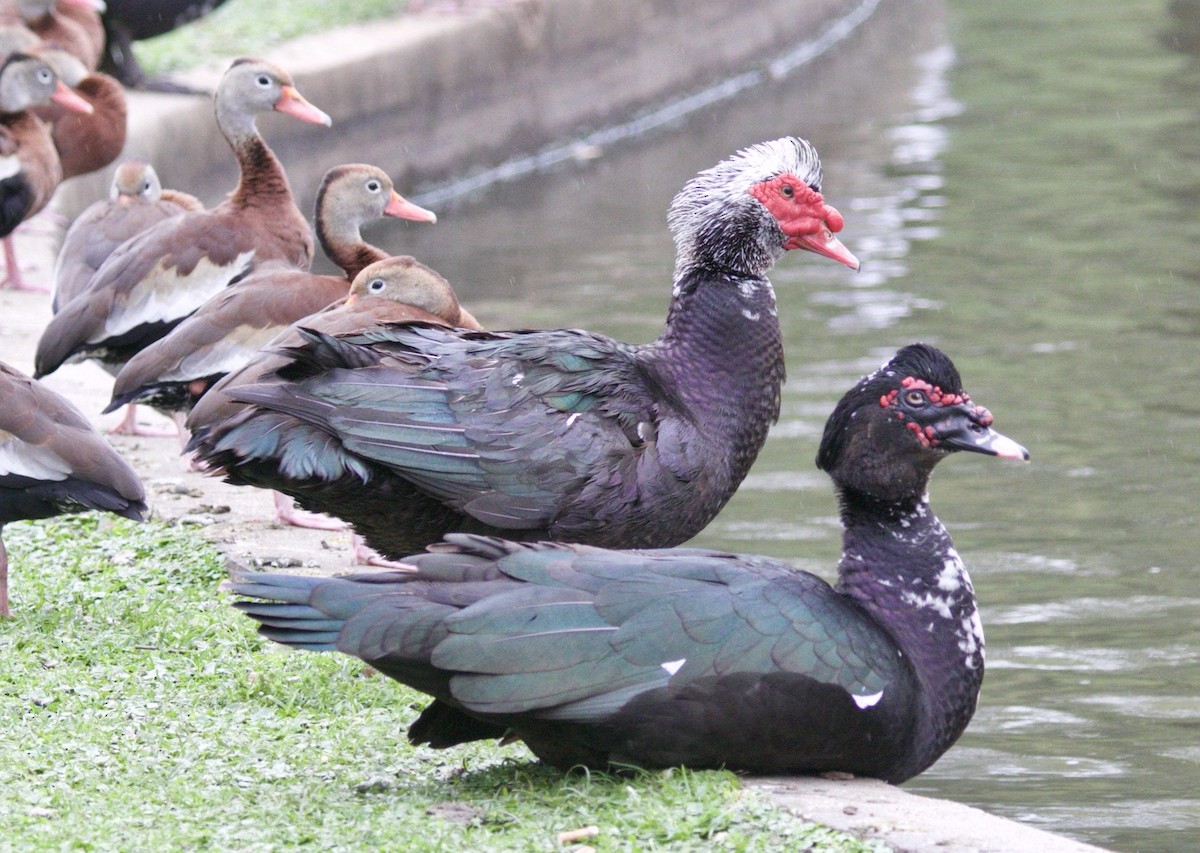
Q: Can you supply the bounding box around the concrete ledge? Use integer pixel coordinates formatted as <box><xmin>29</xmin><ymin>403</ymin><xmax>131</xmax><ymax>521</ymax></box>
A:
<box><xmin>752</xmin><ymin>777</ymin><xmax>1107</xmax><ymax>853</ymax></box>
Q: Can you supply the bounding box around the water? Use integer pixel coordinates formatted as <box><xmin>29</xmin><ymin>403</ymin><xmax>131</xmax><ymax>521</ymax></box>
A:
<box><xmin>356</xmin><ymin>1</ymin><xmax>1200</xmax><ymax>849</ymax></box>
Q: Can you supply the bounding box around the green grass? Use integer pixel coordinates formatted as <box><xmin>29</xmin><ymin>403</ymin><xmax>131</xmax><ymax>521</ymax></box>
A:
<box><xmin>134</xmin><ymin>0</ymin><xmax>412</xmax><ymax>76</ymax></box>
<box><xmin>0</xmin><ymin>516</ymin><xmax>880</xmax><ymax>851</ymax></box>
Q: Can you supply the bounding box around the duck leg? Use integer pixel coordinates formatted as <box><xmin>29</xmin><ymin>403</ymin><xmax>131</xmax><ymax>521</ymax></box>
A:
<box><xmin>272</xmin><ymin>492</ymin><xmax>348</xmax><ymax>531</ymax></box>
<box><xmin>108</xmin><ymin>403</ymin><xmax>178</xmax><ymax>438</ymax></box>
<box><xmin>1</xmin><ymin>235</ymin><xmax>48</xmax><ymax>292</ymax></box>
<box><xmin>352</xmin><ymin>534</ymin><xmax>416</xmax><ymax>570</ymax></box>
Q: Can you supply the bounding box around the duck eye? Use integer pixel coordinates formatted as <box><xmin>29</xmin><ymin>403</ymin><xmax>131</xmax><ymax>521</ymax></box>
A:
<box><xmin>257</xmin><ymin>74</ymin><xmax>271</xmax><ymax>87</ymax></box>
<box><xmin>780</xmin><ymin>184</ymin><xmax>795</xmax><ymax>198</ymax></box>
<box><xmin>904</xmin><ymin>390</ymin><xmax>925</xmax><ymax>406</ymax></box>
<box><xmin>37</xmin><ymin>69</ymin><xmax>51</xmax><ymax>83</ymax></box>
<box><xmin>366</xmin><ymin>180</ymin><xmax>381</xmax><ymax>193</ymax></box>
<box><xmin>368</xmin><ymin>279</ymin><xmax>385</xmax><ymax>292</ymax></box>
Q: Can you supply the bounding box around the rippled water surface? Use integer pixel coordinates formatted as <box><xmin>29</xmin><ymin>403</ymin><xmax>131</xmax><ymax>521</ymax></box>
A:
<box><xmin>360</xmin><ymin>1</ymin><xmax>1200</xmax><ymax>849</ymax></box>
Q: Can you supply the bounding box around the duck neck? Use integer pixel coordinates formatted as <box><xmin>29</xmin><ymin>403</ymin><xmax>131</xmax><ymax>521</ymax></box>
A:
<box><xmin>317</xmin><ymin>218</ymin><xmax>385</xmax><ymax>281</ymax></box>
<box><xmin>834</xmin><ymin>486</ymin><xmax>984</xmax><ymax>777</ymax></box>
<box><xmin>218</xmin><ymin>112</ymin><xmax>293</xmax><ymax>211</ymax></box>
<box><xmin>643</xmin><ymin>264</ymin><xmax>785</xmax><ymax>482</ymax></box>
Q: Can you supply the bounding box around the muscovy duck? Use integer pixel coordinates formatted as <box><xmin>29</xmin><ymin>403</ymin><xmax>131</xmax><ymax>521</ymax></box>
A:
<box><xmin>0</xmin><ymin>359</ymin><xmax>146</xmax><ymax>617</ymax></box>
<box><xmin>190</xmin><ymin>137</ymin><xmax>860</xmax><ymax>556</ymax></box>
<box><xmin>102</xmin><ymin>163</ymin><xmax>437</xmax><ymax>428</ymax></box>
<box><xmin>33</xmin><ymin>57</ymin><xmax>330</xmax><ymax>380</ymax></box>
<box><xmin>229</xmin><ymin>343</ymin><xmax>1029</xmax><ymax>781</ymax></box>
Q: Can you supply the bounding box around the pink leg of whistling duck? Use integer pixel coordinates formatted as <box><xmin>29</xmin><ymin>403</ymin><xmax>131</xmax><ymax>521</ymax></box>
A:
<box><xmin>272</xmin><ymin>491</ymin><xmax>348</xmax><ymax>530</ymax></box>
<box><xmin>352</xmin><ymin>534</ymin><xmax>417</xmax><ymax>570</ymax></box>
<box><xmin>108</xmin><ymin>404</ymin><xmax>179</xmax><ymax>438</ymax></box>
<box><xmin>1</xmin><ymin>235</ymin><xmax>48</xmax><ymax>292</ymax></box>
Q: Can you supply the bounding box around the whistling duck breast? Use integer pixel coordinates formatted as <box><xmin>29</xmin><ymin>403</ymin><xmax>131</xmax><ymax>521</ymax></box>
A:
<box><xmin>0</xmin><ymin>359</ymin><xmax>146</xmax><ymax>617</ymax></box>
<box><xmin>190</xmin><ymin>137</ymin><xmax>860</xmax><ymax>558</ymax></box>
<box><xmin>105</xmin><ymin>164</ymin><xmax>438</xmax><ymax>421</ymax></box>
<box><xmin>190</xmin><ymin>255</ymin><xmax>483</xmax><ymax>533</ymax></box>
<box><xmin>52</xmin><ymin>159</ymin><xmax>202</xmax><ymax>312</ymax></box>
<box><xmin>230</xmin><ymin>343</ymin><xmax>1029</xmax><ymax>782</ymax></box>
<box><xmin>33</xmin><ymin>57</ymin><xmax>330</xmax><ymax>379</ymax></box>
<box><xmin>0</xmin><ymin>50</ymin><xmax>91</xmax><ymax>291</ymax></box>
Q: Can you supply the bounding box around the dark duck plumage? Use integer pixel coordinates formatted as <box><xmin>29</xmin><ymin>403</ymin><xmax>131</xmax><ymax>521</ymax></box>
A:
<box><xmin>190</xmin><ymin>137</ymin><xmax>861</xmax><ymax>557</ymax></box>
<box><xmin>0</xmin><ymin>359</ymin><xmax>146</xmax><ymax>617</ymax></box>
<box><xmin>228</xmin><ymin>343</ymin><xmax>1029</xmax><ymax>781</ymax></box>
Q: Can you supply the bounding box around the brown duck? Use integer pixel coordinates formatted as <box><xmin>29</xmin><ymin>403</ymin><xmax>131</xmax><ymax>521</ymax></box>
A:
<box><xmin>33</xmin><ymin>57</ymin><xmax>330</xmax><ymax>380</ymax></box>
<box><xmin>0</xmin><ymin>359</ymin><xmax>146</xmax><ymax>617</ymax></box>
<box><xmin>104</xmin><ymin>164</ymin><xmax>438</xmax><ymax>438</ymax></box>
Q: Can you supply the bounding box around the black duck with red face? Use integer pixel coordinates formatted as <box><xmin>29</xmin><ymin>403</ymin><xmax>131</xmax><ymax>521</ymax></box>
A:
<box><xmin>228</xmin><ymin>343</ymin><xmax>1028</xmax><ymax>782</ymax></box>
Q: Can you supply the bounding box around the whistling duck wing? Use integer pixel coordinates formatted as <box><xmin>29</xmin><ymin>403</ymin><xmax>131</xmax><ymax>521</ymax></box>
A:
<box><xmin>35</xmin><ymin>210</ymin><xmax>265</xmax><ymax>377</ymax></box>
<box><xmin>0</xmin><ymin>357</ymin><xmax>145</xmax><ymax>615</ymax></box>
<box><xmin>107</xmin><ymin>264</ymin><xmax>351</xmax><ymax>416</ymax></box>
<box><xmin>51</xmin><ymin>162</ymin><xmax>198</xmax><ymax>312</ymax></box>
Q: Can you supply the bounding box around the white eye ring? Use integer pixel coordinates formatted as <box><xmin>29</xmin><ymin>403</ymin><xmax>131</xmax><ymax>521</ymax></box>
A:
<box><xmin>256</xmin><ymin>74</ymin><xmax>272</xmax><ymax>88</ymax></box>
<box><xmin>366</xmin><ymin>180</ymin><xmax>381</xmax><ymax>193</ymax></box>
<box><xmin>368</xmin><ymin>279</ymin><xmax>385</xmax><ymax>292</ymax></box>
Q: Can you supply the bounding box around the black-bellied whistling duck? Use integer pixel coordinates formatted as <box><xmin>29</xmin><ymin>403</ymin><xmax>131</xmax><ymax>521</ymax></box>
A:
<box><xmin>190</xmin><ymin>138</ymin><xmax>860</xmax><ymax>559</ymax></box>
<box><xmin>0</xmin><ymin>50</ymin><xmax>91</xmax><ymax>291</ymax></box>
<box><xmin>34</xmin><ymin>47</ymin><xmax>126</xmax><ymax>180</ymax></box>
<box><xmin>190</xmin><ymin>255</ymin><xmax>482</xmax><ymax>540</ymax></box>
<box><xmin>51</xmin><ymin>159</ymin><xmax>201</xmax><ymax>435</ymax></box>
<box><xmin>105</xmin><ymin>164</ymin><xmax>438</xmax><ymax>442</ymax></box>
<box><xmin>228</xmin><ymin>344</ymin><xmax>1029</xmax><ymax>781</ymax></box>
<box><xmin>52</xmin><ymin>159</ymin><xmax>201</xmax><ymax>312</ymax></box>
<box><xmin>0</xmin><ymin>359</ymin><xmax>146</xmax><ymax>617</ymax></box>
<box><xmin>1</xmin><ymin>0</ymin><xmax>104</xmax><ymax>70</ymax></box>
<box><xmin>33</xmin><ymin>58</ymin><xmax>330</xmax><ymax>380</ymax></box>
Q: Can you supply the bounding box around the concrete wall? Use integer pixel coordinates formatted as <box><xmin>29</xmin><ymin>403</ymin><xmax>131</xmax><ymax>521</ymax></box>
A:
<box><xmin>58</xmin><ymin>0</ymin><xmax>852</xmax><ymax>215</ymax></box>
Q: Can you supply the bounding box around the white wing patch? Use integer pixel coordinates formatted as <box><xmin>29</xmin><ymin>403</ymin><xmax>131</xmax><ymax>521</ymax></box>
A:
<box><xmin>0</xmin><ymin>154</ymin><xmax>20</xmax><ymax>181</ymax></box>
<box><xmin>0</xmin><ymin>438</ymin><xmax>71</xmax><ymax>481</ymax></box>
<box><xmin>100</xmin><ymin>251</ymin><xmax>256</xmax><ymax>340</ymax></box>
<box><xmin>173</xmin><ymin>325</ymin><xmax>285</xmax><ymax>381</ymax></box>
<box><xmin>852</xmin><ymin>690</ymin><xmax>884</xmax><ymax>709</ymax></box>
<box><xmin>660</xmin><ymin>658</ymin><xmax>686</xmax><ymax>676</ymax></box>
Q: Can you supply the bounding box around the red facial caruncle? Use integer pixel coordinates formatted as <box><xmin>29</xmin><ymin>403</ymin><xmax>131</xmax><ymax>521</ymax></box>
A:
<box><xmin>748</xmin><ymin>175</ymin><xmax>859</xmax><ymax>270</ymax></box>
<box><xmin>879</xmin><ymin>375</ymin><xmax>993</xmax><ymax>449</ymax></box>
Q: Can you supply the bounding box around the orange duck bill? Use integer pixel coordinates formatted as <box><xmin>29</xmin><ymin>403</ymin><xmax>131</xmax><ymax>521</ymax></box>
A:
<box><xmin>274</xmin><ymin>85</ymin><xmax>332</xmax><ymax>126</ymax></box>
<box><xmin>385</xmin><ymin>191</ymin><xmax>437</xmax><ymax>224</ymax></box>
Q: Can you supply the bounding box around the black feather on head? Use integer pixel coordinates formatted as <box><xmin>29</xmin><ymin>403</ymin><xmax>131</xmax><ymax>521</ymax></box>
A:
<box><xmin>817</xmin><ymin>343</ymin><xmax>962</xmax><ymax>474</ymax></box>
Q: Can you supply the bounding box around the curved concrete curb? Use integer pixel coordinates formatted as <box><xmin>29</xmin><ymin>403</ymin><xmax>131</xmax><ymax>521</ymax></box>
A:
<box><xmin>753</xmin><ymin>778</ymin><xmax>1107</xmax><ymax>853</ymax></box>
<box><xmin>33</xmin><ymin>2</ymin><xmax>1111</xmax><ymax>850</ymax></box>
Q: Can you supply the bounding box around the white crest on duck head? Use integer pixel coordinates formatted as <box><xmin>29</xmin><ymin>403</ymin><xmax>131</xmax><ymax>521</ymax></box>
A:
<box><xmin>667</xmin><ymin>137</ymin><xmax>824</xmax><ymax>280</ymax></box>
